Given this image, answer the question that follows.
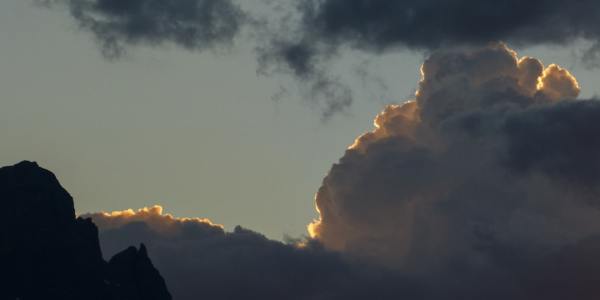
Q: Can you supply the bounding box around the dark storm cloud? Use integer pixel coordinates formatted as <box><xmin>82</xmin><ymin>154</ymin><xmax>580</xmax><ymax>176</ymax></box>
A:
<box><xmin>53</xmin><ymin>0</ymin><xmax>247</xmax><ymax>58</ymax></box>
<box><xmin>295</xmin><ymin>0</ymin><xmax>600</xmax><ymax>50</ymax></box>
<box><xmin>45</xmin><ymin>0</ymin><xmax>600</xmax><ymax>61</ymax></box>
<box><xmin>259</xmin><ymin>0</ymin><xmax>600</xmax><ymax>83</ymax></box>
<box><xmin>38</xmin><ymin>0</ymin><xmax>600</xmax><ymax>116</ymax></box>
<box><xmin>504</xmin><ymin>100</ymin><xmax>600</xmax><ymax>185</ymax></box>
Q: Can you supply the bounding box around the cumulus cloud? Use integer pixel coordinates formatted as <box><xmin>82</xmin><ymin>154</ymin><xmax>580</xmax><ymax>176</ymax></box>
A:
<box><xmin>310</xmin><ymin>43</ymin><xmax>600</xmax><ymax>291</ymax></box>
<box><xmin>45</xmin><ymin>0</ymin><xmax>247</xmax><ymax>58</ymax></box>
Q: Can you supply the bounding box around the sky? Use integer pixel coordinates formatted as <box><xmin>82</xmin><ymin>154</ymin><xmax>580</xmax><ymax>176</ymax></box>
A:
<box><xmin>6</xmin><ymin>0</ymin><xmax>600</xmax><ymax>299</ymax></box>
<box><xmin>0</xmin><ymin>0</ymin><xmax>419</xmax><ymax>238</ymax></box>
<box><xmin>3</xmin><ymin>0</ymin><xmax>600</xmax><ymax>240</ymax></box>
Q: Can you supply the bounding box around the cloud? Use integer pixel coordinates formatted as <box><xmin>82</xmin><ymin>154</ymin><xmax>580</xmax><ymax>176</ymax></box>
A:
<box><xmin>300</xmin><ymin>0</ymin><xmax>600</xmax><ymax>49</ymax></box>
<box><xmin>40</xmin><ymin>0</ymin><xmax>354</xmax><ymax>118</ymax></box>
<box><xmin>85</xmin><ymin>205</ymin><xmax>223</xmax><ymax>234</ymax></box>
<box><xmin>87</xmin><ymin>204</ymin><xmax>600</xmax><ymax>299</ymax></box>
<box><xmin>81</xmin><ymin>44</ymin><xmax>600</xmax><ymax>299</ymax></box>
<box><xmin>252</xmin><ymin>0</ymin><xmax>600</xmax><ymax>101</ymax></box>
<box><xmin>255</xmin><ymin>0</ymin><xmax>596</xmax><ymax>117</ymax></box>
<box><xmin>310</xmin><ymin>43</ymin><xmax>600</xmax><ymax>291</ymax></box>
<box><xmin>48</xmin><ymin>0</ymin><xmax>247</xmax><ymax>58</ymax></box>
<box><xmin>46</xmin><ymin>0</ymin><xmax>600</xmax><ymax>61</ymax></box>
<box><xmin>264</xmin><ymin>0</ymin><xmax>600</xmax><ymax>73</ymax></box>
<box><xmin>82</xmin><ymin>206</ymin><xmax>420</xmax><ymax>300</ymax></box>
<box><xmin>37</xmin><ymin>0</ymin><xmax>600</xmax><ymax>116</ymax></box>
<box><xmin>257</xmin><ymin>31</ymin><xmax>353</xmax><ymax>119</ymax></box>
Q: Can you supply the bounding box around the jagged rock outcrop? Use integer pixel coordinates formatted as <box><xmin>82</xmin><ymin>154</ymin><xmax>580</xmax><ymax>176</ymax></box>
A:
<box><xmin>108</xmin><ymin>245</ymin><xmax>173</xmax><ymax>300</ymax></box>
<box><xmin>0</xmin><ymin>161</ymin><xmax>172</xmax><ymax>300</ymax></box>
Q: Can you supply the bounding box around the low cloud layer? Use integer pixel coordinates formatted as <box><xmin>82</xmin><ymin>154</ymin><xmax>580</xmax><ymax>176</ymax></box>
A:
<box><xmin>82</xmin><ymin>206</ymin><xmax>418</xmax><ymax>300</ymax></box>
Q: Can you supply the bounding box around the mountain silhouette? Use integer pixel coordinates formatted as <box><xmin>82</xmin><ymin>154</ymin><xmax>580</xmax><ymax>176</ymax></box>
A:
<box><xmin>0</xmin><ymin>161</ymin><xmax>172</xmax><ymax>300</ymax></box>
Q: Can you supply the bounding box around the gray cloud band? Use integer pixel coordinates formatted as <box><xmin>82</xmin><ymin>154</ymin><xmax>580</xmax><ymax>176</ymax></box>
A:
<box><xmin>40</xmin><ymin>0</ymin><xmax>600</xmax><ymax>117</ymax></box>
<box><xmin>269</xmin><ymin>0</ymin><xmax>600</xmax><ymax>73</ymax></box>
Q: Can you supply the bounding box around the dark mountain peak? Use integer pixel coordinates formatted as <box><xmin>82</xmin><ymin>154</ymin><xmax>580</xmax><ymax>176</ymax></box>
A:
<box><xmin>139</xmin><ymin>243</ymin><xmax>148</xmax><ymax>256</ymax></box>
<box><xmin>2</xmin><ymin>160</ymin><xmax>61</xmax><ymax>187</ymax></box>
<box><xmin>13</xmin><ymin>160</ymin><xmax>39</xmax><ymax>168</ymax></box>
<box><xmin>1</xmin><ymin>160</ymin><xmax>75</xmax><ymax>240</ymax></box>
<box><xmin>108</xmin><ymin>243</ymin><xmax>172</xmax><ymax>300</ymax></box>
<box><xmin>108</xmin><ymin>244</ymin><xmax>151</xmax><ymax>264</ymax></box>
<box><xmin>0</xmin><ymin>161</ymin><xmax>172</xmax><ymax>300</ymax></box>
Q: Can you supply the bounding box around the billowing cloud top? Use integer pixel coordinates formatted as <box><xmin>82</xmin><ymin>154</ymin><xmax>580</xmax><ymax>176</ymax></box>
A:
<box><xmin>310</xmin><ymin>43</ymin><xmax>600</xmax><ymax>273</ymax></box>
<box><xmin>83</xmin><ymin>205</ymin><xmax>223</xmax><ymax>235</ymax></box>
